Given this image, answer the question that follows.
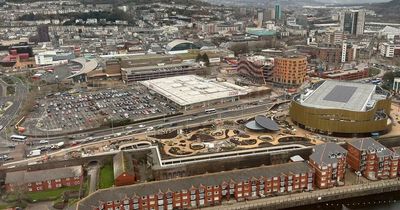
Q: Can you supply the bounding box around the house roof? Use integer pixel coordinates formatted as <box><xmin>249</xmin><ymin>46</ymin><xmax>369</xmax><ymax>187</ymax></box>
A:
<box><xmin>5</xmin><ymin>165</ymin><xmax>83</xmax><ymax>184</ymax></box>
<box><xmin>76</xmin><ymin>162</ymin><xmax>312</xmax><ymax>210</ymax></box>
<box><xmin>309</xmin><ymin>143</ymin><xmax>347</xmax><ymax>166</ymax></box>
<box><xmin>113</xmin><ymin>151</ymin><xmax>134</xmax><ymax>178</ymax></box>
<box><xmin>347</xmin><ymin>138</ymin><xmax>397</xmax><ymax>158</ymax></box>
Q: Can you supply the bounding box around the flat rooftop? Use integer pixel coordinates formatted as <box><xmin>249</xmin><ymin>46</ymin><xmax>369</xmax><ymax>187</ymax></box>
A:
<box><xmin>140</xmin><ymin>75</ymin><xmax>248</xmax><ymax>106</ymax></box>
<box><xmin>121</xmin><ymin>62</ymin><xmax>196</xmax><ymax>74</ymax></box>
<box><xmin>301</xmin><ymin>80</ymin><xmax>376</xmax><ymax>111</ymax></box>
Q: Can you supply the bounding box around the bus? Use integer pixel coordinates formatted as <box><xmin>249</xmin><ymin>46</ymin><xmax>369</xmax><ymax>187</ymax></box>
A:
<box><xmin>205</xmin><ymin>108</ymin><xmax>216</xmax><ymax>114</ymax></box>
<box><xmin>10</xmin><ymin>135</ymin><xmax>27</xmax><ymax>142</ymax></box>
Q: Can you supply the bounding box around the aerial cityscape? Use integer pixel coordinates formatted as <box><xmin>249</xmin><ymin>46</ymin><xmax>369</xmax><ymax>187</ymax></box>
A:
<box><xmin>1</xmin><ymin>0</ymin><xmax>400</xmax><ymax>209</ymax></box>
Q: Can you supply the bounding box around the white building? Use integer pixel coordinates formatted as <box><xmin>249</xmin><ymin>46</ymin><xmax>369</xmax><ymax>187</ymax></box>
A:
<box><xmin>35</xmin><ymin>51</ymin><xmax>74</xmax><ymax>66</ymax></box>
<box><xmin>140</xmin><ymin>75</ymin><xmax>251</xmax><ymax>110</ymax></box>
<box><xmin>380</xmin><ymin>43</ymin><xmax>395</xmax><ymax>58</ymax></box>
<box><xmin>341</xmin><ymin>42</ymin><xmax>347</xmax><ymax>63</ymax></box>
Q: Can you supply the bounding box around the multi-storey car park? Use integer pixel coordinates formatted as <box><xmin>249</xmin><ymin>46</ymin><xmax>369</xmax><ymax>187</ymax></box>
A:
<box><xmin>290</xmin><ymin>80</ymin><xmax>392</xmax><ymax>136</ymax></box>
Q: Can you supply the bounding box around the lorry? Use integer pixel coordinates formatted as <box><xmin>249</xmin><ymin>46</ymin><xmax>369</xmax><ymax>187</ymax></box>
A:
<box><xmin>28</xmin><ymin>149</ymin><xmax>41</xmax><ymax>157</ymax></box>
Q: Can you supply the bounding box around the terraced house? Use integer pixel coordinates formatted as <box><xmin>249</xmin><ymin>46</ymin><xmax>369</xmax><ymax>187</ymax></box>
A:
<box><xmin>5</xmin><ymin>166</ymin><xmax>83</xmax><ymax>192</ymax></box>
<box><xmin>76</xmin><ymin>162</ymin><xmax>314</xmax><ymax>210</ymax></box>
<box><xmin>309</xmin><ymin>143</ymin><xmax>347</xmax><ymax>189</ymax></box>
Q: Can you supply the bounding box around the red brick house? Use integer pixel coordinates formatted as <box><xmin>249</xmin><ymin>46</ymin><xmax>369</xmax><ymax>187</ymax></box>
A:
<box><xmin>309</xmin><ymin>143</ymin><xmax>347</xmax><ymax>189</ymax></box>
<box><xmin>347</xmin><ymin>138</ymin><xmax>399</xmax><ymax>180</ymax></box>
<box><xmin>113</xmin><ymin>151</ymin><xmax>137</xmax><ymax>186</ymax></box>
<box><xmin>76</xmin><ymin>162</ymin><xmax>314</xmax><ymax>210</ymax></box>
<box><xmin>5</xmin><ymin>165</ymin><xmax>83</xmax><ymax>192</ymax></box>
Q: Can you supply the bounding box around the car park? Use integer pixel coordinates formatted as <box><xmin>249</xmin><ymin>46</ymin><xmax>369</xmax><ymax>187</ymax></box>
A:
<box><xmin>28</xmin><ymin>86</ymin><xmax>178</xmax><ymax>133</ymax></box>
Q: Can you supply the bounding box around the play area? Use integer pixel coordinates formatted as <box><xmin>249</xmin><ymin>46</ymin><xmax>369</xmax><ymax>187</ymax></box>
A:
<box><xmin>149</xmin><ymin>119</ymin><xmax>320</xmax><ymax>157</ymax></box>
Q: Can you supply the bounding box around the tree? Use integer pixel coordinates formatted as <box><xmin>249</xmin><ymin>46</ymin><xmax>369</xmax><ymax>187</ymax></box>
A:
<box><xmin>202</xmin><ymin>53</ymin><xmax>210</xmax><ymax>66</ymax></box>
<box><xmin>195</xmin><ymin>53</ymin><xmax>202</xmax><ymax>62</ymax></box>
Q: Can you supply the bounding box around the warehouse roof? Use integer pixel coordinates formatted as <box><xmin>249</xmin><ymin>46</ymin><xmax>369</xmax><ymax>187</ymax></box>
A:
<box><xmin>140</xmin><ymin>75</ymin><xmax>249</xmax><ymax>106</ymax></box>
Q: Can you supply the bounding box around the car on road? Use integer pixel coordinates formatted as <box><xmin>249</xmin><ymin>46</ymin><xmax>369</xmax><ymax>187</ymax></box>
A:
<box><xmin>138</xmin><ymin>124</ymin><xmax>145</xmax><ymax>128</ymax></box>
<box><xmin>147</xmin><ymin>126</ymin><xmax>154</xmax><ymax>131</ymax></box>
<box><xmin>39</xmin><ymin>140</ymin><xmax>49</xmax><ymax>144</ymax></box>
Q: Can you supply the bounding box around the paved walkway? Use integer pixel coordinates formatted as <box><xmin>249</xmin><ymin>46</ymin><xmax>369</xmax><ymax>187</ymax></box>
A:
<box><xmin>87</xmin><ymin>164</ymin><xmax>99</xmax><ymax>194</ymax></box>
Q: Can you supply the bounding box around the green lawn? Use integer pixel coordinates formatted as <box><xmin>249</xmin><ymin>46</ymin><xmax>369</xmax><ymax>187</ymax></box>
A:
<box><xmin>27</xmin><ymin>185</ymin><xmax>81</xmax><ymax>202</ymax></box>
<box><xmin>99</xmin><ymin>163</ymin><xmax>114</xmax><ymax>189</ymax></box>
<box><xmin>369</xmin><ymin>67</ymin><xmax>381</xmax><ymax>77</ymax></box>
<box><xmin>4</xmin><ymin>185</ymin><xmax>81</xmax><ymax>204</ymax></box>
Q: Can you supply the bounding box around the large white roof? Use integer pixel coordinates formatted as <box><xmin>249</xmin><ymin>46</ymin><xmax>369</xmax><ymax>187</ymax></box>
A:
<box><xmin>166</xmin><ymin>39</ymin><xmax>193</xmax><ymax>51</ymax></box>
<box><xmin>140</xmin><ymin>75</ymin><xmax>249</xmax><ymax>106</ymax></box>
<box><xmin>300</xmin><ymin>80</ymin><xmax>376</xmax><ymax>112</ymax></box>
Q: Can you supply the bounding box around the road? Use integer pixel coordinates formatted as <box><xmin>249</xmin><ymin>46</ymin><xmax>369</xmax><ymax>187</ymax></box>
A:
<box><xmin>0</xmin><ymin>100</ymin><xmax>287</xmax><ymax>168</ymax></box>
<box><xmin>25</xmin><ymin>100</ymin><xmax>281</xmax><ymax>145</ymax></box>
<box><xmin>0</xmin><ymin>76</ymin><xmax>29</xmax><ymax>152</ymax></box>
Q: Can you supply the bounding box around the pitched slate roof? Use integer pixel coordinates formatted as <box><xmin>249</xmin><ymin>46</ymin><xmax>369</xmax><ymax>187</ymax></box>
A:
<box><xmin>310</xmin><ymin>143</ymin><xmax>347</xmax><ymax>166</ymax></box>
<box><xmin>113</xmin><ymin>151</ymin><xmax>134</xmax><ymax>179</ymax></box>
<box><xmin>76</xmin><ymin>162</ymin><xmax>312</xmax><ymax>210</ymax></box>
<box><xmin>347</xmin><ymin>138</ymin><xmax>397</xmax><ymax>158</ymax></box>
<box><xmin>5</xmin><ymin>165</ymin><xmax>83</xmax><ymax>184</ymax></box>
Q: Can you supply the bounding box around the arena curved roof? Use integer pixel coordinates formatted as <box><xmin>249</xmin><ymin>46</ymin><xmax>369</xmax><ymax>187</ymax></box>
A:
<box><xmin>166</xmin><ymin>39</ymin><xmax>192</xmax><ymax>50</ymax></box>
<box><xmin>67</xmin><ymin>57</ymin><xmax>98</xmax><ymax>79</ymax></box>
<box><xmin>245</xmin><ymin>115</ymin><xmax>280</xmax><ymax>132</ymax></box>
<box><xmin>166</xmin><ymin>39</ymin><xmax>199</xmax><ymax>51</ymax></box>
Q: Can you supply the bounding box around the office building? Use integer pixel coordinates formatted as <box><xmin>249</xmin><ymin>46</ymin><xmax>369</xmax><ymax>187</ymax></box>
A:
<box><xmin>275</xmin><ymin>4</ymin><xmax>281</xmax><ymax>20</ymax></box>
<box><xmin>340</xmin><ymin>10</ymin><xmax>365</xmax><ymax>36</ymax></box>
<box><xmin>273</xmin><ymin>55</ymin><xmax>307</xmax><ymax>87</ymax></box>
<box><xmin>257</xmin><ymin>11</ymin><xmax>264</xmax><ymax>27</ymax></box>
<box><xmin>237</xmin><ymin>56</ymin><xmax>274</xmax><ymax>84</ymax></box>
